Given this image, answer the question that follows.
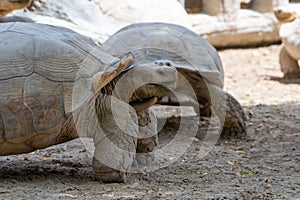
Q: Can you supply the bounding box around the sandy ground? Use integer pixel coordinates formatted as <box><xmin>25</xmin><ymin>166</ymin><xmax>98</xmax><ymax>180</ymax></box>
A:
<box><xmin>0</xmin><ymin>44</ymin><xmax>299</xmax><ymax>199</ymax></box>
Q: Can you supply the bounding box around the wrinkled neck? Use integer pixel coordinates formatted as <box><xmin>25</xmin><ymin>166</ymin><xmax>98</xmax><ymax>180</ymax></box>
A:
<box><xmin>100</xmin><ymin>73</ymin><xmax>122</xmax><ymax>95</ymax></box>
<box><xmin>100</xmin><ymin>73</ymin><xmax>137</xmax><ymax>102</ymax></box>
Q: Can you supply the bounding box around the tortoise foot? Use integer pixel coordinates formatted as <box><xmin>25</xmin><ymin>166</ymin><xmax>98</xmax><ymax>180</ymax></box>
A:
<box><xmin>133</xmin><ymin>137</ymin><xmax>156</xmax><ymax>168</ymax></box>
<box><xmin>93</xmin><ymin>158</ymin><xmax>126</xmax><ymax>183</ymax></box>
<box><xmin>132</xmin><ymin>152</ymin><xmax>155</xmax><ymax>170</ymax></box>
<box><xmin>222</xmin><ymin>92</ymin><xmax>247</xmax><ymax>138</ymax></box>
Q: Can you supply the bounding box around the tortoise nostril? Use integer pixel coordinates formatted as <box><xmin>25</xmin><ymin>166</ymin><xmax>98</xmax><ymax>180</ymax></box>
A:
<box><xmin>154</xmin><ymin>60</ymin><xmax>173</xmax><ymax>67</ymax></box>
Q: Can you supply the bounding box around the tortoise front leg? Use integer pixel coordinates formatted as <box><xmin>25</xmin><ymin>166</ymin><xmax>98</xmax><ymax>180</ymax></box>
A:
<box><xmin>93</xmin><ymin>95</ymin><xmax>138</xmax><ymax>183</ymax></box>
<box><xmin>279</xmin><ymin>45</ymin><xmax>300</xmax><ymax>78</ymax></box>
<box><xmin>132</xmin><ymin>108</ymin><xmax>158</xmax><ymax>170</ymax></box>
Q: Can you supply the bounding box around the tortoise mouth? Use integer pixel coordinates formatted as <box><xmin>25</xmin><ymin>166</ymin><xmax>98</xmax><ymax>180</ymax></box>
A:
<box><xmin>130</xmin><ymin>96</ymin><xmax>159</xmax><ymax>112</ymax></box>
<box><xmin>128</xmin><ymin>83</ymin><xmax>173</xmax><ymax>112</ymax></box>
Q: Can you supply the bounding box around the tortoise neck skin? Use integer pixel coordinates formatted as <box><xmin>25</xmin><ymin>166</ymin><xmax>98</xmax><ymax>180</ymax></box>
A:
<box><xmin>100</xmin><ymin>72</ymin><xmax>123</xmax><ymax>96</ymax></box>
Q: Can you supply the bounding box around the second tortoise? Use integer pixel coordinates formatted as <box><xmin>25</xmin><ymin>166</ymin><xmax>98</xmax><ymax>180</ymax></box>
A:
<box><xmin>103</xmin><ymin>22</ymin><xmax>248</xmax><ymax>137</ymax></box>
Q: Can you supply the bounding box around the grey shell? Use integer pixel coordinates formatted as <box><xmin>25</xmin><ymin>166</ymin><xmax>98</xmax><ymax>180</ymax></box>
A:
<box><xmin>0</xmin><ymin>22</ymin><xmax>120</xmax><ymax>149</ymax></box>
<box><xmin>102</xmin><ymin>22</ymin><xmax>224</xmax><ymax>88</ymax></box>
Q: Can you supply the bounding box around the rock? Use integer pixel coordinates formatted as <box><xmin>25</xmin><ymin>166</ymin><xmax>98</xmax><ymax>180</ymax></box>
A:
<box><xmin>92</xmin><ymin>0</ymin><xmax>193</xmax><ymax>30</ymax></box>
<box><xmin>190</xmin><ymin>9</ymin><xmax>281</xmax><ymax>48</ymax></box>
<box><xmin>14</xmin><ymin>0</ymin><xmax>115</xmax><ymax>43</ymax></box>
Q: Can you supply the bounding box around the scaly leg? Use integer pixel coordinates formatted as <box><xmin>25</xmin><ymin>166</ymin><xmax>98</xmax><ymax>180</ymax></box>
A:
<box><xmin>208</xmin><ymin>85</ymin><xmax>247</xmax><ymax>138</ymax></box>
<box><xmin>279</xmin><ymin>45</ymin><xmax>300</xmax><ymax>78</ymax></box>
<box><xmin>93</xmin><ymin>95</ymin><xmax>138</xmax><ymax>183</ymax></box>
<box><xmin>222</xmin><ymin>92</ymin><xmax>247</xmax><ymax>137</ymax></box>
<box><xmin>132</xmin><ymin>108</ymin><xmax>158</xmax><ymax>170</ymax></box>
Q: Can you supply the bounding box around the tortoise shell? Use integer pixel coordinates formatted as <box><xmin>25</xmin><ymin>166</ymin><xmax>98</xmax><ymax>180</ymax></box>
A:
<box><xmin>102</xmin><ymin>22</ymin><xmax>224</xmax><ymax>89</ymax></box>
<box><xmin>0</xmin><ymin>22</ymin><xmax>124</xmax><ymax>155</ymax></box>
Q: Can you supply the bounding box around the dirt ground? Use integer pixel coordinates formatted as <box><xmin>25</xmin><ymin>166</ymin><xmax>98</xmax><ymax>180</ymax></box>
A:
<box><xmin>0</xmin><ymin>44</ymin><xmax>299</xmax><ymax>200</ymax></box>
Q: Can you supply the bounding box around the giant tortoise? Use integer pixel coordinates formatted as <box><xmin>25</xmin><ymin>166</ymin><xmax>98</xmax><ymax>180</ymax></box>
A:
<box><xmin>0</xmin><ymin>22</ymin><xmax>178</xmax><ymax>182</ymax></box>
<box><xmin>102</xmin><ymin>22</ymin><xmax>247</xmax><ymax>138</ymax></box>
<box><xmin>274</xmin><ymin>8</ymin><xmax>300</xmax><ymax>78</ymax></box>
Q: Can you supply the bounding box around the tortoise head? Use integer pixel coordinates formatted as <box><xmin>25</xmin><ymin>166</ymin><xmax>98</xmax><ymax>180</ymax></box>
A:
<box><xmin>129</xmin><ymin>59</ymin><xmax>178</xmax><ymax>110</ymax></box>
<box><xmin>274</xmin><ymin>7</ymin><xmax>298</xmax><ymax>23</ymax></box>
<box><xmin>104</xmin><ymin>59</ymin><xmax>178</xmax><ymax>112</ymax></box>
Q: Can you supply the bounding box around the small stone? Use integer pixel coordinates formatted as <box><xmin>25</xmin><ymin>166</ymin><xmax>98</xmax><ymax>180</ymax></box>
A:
<box><xmin>264</xmin><ymin>184</ymin><xmax>272</xmax><ymax>189</ymax></box>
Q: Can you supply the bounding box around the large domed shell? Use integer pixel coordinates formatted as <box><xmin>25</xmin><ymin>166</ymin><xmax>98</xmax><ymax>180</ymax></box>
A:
<box><xmin>0</xmin><ymin>22</ymin><xmax>123</xmax><ymax>149</ymax></box>
<box><xmin>102</xmin><ymin>22</ymin><xmax>224</xmax><ymax>88</ymax></box>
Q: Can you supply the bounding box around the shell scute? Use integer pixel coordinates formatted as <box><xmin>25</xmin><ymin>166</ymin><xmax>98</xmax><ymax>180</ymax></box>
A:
<box><xmin>0</xmin><ymin>77</ymin><xmax>36</xmax><ymax>143</ymax></box>
<box><xmin>0</xmin><ymin>32</ymin><xmax>34</xmax><ymax>80</ymax></box>
<box><xmin>24</xmin><ymin>73</ymin><xmax>65</xmax><ymax>134</ymax></box>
